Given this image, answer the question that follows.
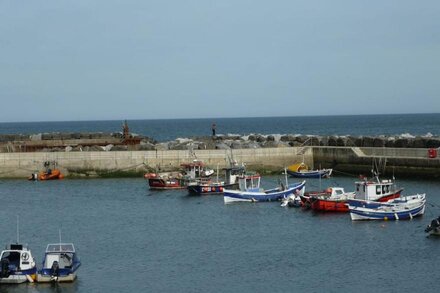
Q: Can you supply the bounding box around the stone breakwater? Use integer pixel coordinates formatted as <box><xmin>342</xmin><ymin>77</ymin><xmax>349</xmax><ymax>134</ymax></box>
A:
<box><xmin>0</xmin><ymin>132</ymin><xmax>439</xmax><ymax>178</ymax></box>
<box><xmin>0</xmin><ymin>132</ymin><xmax>439</xmax><ymax>153</ymax></box>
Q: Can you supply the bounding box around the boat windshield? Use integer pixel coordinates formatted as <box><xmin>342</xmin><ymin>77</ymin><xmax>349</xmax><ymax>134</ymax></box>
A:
<box><xmin>46</xmin><ymin>243</ymin><xmax>75</xmax><ymax>253</ymax></box>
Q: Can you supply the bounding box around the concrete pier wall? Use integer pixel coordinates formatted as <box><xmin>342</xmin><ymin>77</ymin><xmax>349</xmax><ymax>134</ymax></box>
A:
<box><xmin>0</xmin><ymin>147</ymin><xmax>311</xmax><ymax>178</ymax></box>
<box><xmin>0</xmin><ymin>146</ymin><xmax>439</xmax><ymax>178</ymax></box>
<box><xmin>312</xmin><ymin>147</ymin><xmax>440</xmax><ymax>178</ymax></box>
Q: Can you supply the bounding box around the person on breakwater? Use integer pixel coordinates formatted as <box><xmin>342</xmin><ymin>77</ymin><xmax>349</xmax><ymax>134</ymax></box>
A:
<box><xmin>211</xmin><ymin>123</ymin><xmax>216</xmax><ymax>137</ymax></box>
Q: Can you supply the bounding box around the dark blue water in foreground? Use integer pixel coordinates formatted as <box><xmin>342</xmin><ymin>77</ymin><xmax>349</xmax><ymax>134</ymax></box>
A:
<box><xmin>1</xmin><ymin>113</ymin><xmax>439</xmax><ymax>141</ymax></box>
<box><xmin>0</xmin><ymin>176</ymin><xmax>439</xmax><ymax>293</ymax></box>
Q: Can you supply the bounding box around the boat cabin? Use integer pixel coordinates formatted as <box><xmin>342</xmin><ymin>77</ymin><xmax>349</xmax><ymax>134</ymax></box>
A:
<box><xmin>0</xmin><ymin>244</ymin><xmax>34</xmax><ymax>272</ymax></box>
<box><xmin>181</xmin><ymin>160</ymin><xmax>214</xmax><ymax>179</ymax></box>
<box><xmin>223</xmin><ymin>165</ymin><xmax>246</xmax><ymax>185</ymax></box>
<box><xmin>43</xmin><ymin>243</ymin><xmax>76</xmax><ymax>270</ymax></box>
<box><xmin>354</xmin><ymin>178</ymin><xmax>397</xmax><ymax>201</ymax></box>
<box><xmin>238</xmin><ymin>173</ymin><xmax>261</xmax><ymax>192</ymax></box>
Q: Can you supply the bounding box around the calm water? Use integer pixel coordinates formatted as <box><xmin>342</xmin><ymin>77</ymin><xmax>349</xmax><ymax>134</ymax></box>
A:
<box><xmin>0</xmin><ymin>176</ymin><xmax>439</xmax><ymax>293</ymax></box>
<box><xmin>1</xmin><ymin>113</ymin><xmax>439</xmax><ymax>141</ymax></box>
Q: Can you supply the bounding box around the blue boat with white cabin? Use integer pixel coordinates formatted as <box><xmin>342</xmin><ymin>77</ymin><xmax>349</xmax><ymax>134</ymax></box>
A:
<box><xmin>348</xmin><ymin>193</ymin><xmax>426</xmax><ymax>221</ymax></box>
<box><xmin>36</xmin><ymin>243</ymin><xmax>81</xmax><ymax>282</ymax></box>
<box><xmin>223</xmin><ymin>173</ymin><xmax>306</xmax><ymax>203</ymax></box>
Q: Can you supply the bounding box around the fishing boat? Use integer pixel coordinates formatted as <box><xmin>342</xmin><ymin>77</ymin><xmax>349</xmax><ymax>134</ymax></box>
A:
<box><xmin>425</xmin><ymin>216</ymin><xmax>440</xmax><ymax>236</ymax></box>
<box><xmin>144</xmin><ymin>160</ymin><xmax>214</xmax><ymax>190</ymax></box>
<box><xmin>286</xmin><ymin>163</ymin><xmax>332</xmax><ymax>179</ymax></box>
<box><xmin>347</xmin><ymin>174</ymin><xmax>403</xmax><ymax>208</ymax></box>
<box><xmin>187</xmin><ymin>164</ymin><xmax>246</xmax><ymax>195</ymax></box>
<box><xmin>307</xmin><ymin>187</ymin><xmax>355</xmax><ymax>212</ymax></box>
<box><xmin>0</xmin><ymin>243</ymin><xmax>37</xmax><ymax>284</ymax></box>
<box><xmin>348</xmin><ymin>193</ymin><xmax>426</xmax><ymax>221</ymax></box>
<box><xmin>36</xmin><ymin>243</ymin><xmax>81</xmax><ymax>282</ymax></box>
<box><xmin>144</xmin><ymin>171</ymin><xmax>186</xmax><ymax>190</ymax></box>
<box><xmin>223</xmin><ymin>171</ymin><xmax>306</xmax><ymax>203</ymax></box>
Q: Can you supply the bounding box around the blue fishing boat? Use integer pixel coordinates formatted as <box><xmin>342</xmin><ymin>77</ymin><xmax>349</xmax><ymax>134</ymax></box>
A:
<box><xmin>36</xmin><ymin>243</ymin><xmax>81</xmax><ymax>282</ymax></box>
<box><xmin>348</xmin><ymin>193</ymin><xmax>426</xmax><ymax>221</ymax></box>
<box><xmin>286</xmin><ymin>163</ymin><xmax>332</xmax><ymax>179</ymax></box>
<box><xmin>223</xmin><ymin>172</ymin><xmax>306</xmax><ymax>203</ymax></box>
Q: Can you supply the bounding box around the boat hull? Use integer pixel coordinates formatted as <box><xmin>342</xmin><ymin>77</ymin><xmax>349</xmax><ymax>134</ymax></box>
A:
<box><xmin>147</xmin><ymin>178</ymin><xmax>187</xmax><ymax>190</ymax></box>
<box><xmin>311</xmin><ymin>199</ymin><xmax>349</xmax><ymax>212</ymax></box>
<box><xmin>349</xmin><ymin>195</ymin><xmax>426</xmax><ymax>221</ymax></box>
<box><xmin>224</xmin><ymin>181</ymin><xmax>305</xmax><ymax>203</ymax></box>
<box><xmin>287</xmin><ymin>169</ymin><xmax>332</xmax><ymax>179</ymax></box>
<box><xmin>36</xmin><ymin>272</ymin><xmax>77</xmax><ymax>283</ymax></box>
<box><xmin>188</xmin><ymin>183</ymin><xmax>238</xmax><ymax>195</ymax></box>
<box><xmin>0</xmin><ymin>269</ymin><xmax>37</xmax><ymax>284</ymax></box>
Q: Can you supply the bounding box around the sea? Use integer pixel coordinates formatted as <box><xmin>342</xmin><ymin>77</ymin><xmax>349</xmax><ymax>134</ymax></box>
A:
<box><xmin>0</xmin><ymin>113</ymin><xmax>439</xmax><ymax>293</ymax></box>
<box><xmin>1</xmin><ymin>113</ymin><xmax>440</xmax><ymax>141</ymax></box>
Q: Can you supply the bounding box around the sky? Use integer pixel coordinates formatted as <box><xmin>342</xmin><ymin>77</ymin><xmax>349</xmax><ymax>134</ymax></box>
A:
<box><xmin>0</xmin><ymin>0</ymin><xmax>439</xmax><ymax>122</ymax></box>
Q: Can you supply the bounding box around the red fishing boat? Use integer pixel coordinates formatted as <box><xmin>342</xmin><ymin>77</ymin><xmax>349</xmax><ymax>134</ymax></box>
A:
<box><xmin>299</xmin><ymin>187</ymin><xmax>355</xmax><ymax>212</ymax></box>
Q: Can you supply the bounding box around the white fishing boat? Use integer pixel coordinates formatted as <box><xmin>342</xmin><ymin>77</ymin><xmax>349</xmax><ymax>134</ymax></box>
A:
<box><xmin>0</xmin><ymin>217</ymin><xmax>37</xmax><ymax>284</ymax></box>
<box><xmin>0</xmin><ymin>243</ymin><xmax>37</xmax><ymax>284</ymax></box>
<box><xmin>37</xmin><ymin>243</ymin><xmax>81</xmax><ymax>282</ymax></box>
<box><xmin>348</xmin><ymin>193</ymin><xmax>426</xmax><ymax>221</ymax></box>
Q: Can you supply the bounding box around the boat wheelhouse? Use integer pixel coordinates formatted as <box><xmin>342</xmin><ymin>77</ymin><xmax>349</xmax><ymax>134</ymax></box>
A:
<box><xmin>0</xmin><ymin>243</ymin><xmax>37</xmax><ymax>284</ymax></box>
<box><xmin>348</xmin><ymin>176</ymin><xmax>403</xmax><ymax>207</ymax></box>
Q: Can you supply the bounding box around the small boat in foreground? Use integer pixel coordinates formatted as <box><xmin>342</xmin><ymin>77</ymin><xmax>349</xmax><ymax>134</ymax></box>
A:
<box><xmin>286</xmin><ymin>163</ymin><xmax>332</xmax><ymax>179</ymax></box>
<box><xmin>0</xmin><ymin>243</ymin><xmax>37</xmax><ymax>284</ymax></box>
<box><xmin>37</xmin><ymin>243</ymin><xmax>81</xmax><ymax>282</ymax></box>
<box><xmin>425</xmin><ymin>216</ymin><xmax>440</xmax><ymax>237</ymax></box>
<box><xmin>348</xmin><ymin>193</ymin><xmax>426</xmax><ymax>221</ymax></box>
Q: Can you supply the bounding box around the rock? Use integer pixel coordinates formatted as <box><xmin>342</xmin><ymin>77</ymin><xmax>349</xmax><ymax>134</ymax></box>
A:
<box><xmin>111</xmin><ymin>145</ymin><xmax>128</xmax><ymax>151</ymax></box>
<box><xmin>362</xmin><ymin>137</ymin><xmax>374</xmax><ymax>147</ymax></box>
<box><xmin>103</xmin><ymin>144</ymin><xmax>114</xmax><ymax>151</ymax></box>
<box><xmin>266</xmin><ymin>135</ymin><xmax>275</xmax><ymax>142</ymax></box>
<box><xmin>256</xmin><ymin>135</ymin><xmax>266</xmax><ymax>143</ymax></box>
<box><xmin>373</xmin><ymin>138</ymin><xmax>386</xmax><ymax>147</ymax></box>
<box><xmin>328</xmin><ymin>136</ymin><xmax>338</xmax><ymax>146</ymax></box>
<box><xmin>65</xmin><ymin>146</ymin><xmax>73</xmax><ymax>152</ymax></box>
<box><xmin>394</xmin><ymin>138</ymin><xmax>409</xmax><ymax>148</ymax></box>
<box><xmin>426</xmin><ymin>139</ymin><xmax>440</xmax><ymax>148</ymax></box>
<box><xmin>215</xmin><ymin>143</ymin><xmax>230</xmax><ymax>150</ymax></box>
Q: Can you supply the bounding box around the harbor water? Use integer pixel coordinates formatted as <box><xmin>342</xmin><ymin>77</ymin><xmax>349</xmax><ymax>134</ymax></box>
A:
<box><xmin>0</xmin><ymin>175</ymin><xmax>439</xmax><ymax>292</ymax></box>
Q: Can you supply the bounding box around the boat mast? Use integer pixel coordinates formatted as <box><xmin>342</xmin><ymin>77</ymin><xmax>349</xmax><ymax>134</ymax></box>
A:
<box><xmin>16</xmin><ymin>215</ymin><xmax>19</xmax><ymax>243</ymax></box>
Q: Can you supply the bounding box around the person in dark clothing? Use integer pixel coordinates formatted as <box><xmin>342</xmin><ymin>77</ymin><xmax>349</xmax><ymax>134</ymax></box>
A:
<box><xmin>211</xmin><ymin>123</ymin><xmax>216</xmax><ymax>136</ymax></box>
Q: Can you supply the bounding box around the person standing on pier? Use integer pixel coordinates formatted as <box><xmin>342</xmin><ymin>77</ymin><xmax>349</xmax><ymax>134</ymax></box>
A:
<box><xmin>211</xmin><ymin>123</ymin><xmax>216</xmax><ymax>137</ymax></box>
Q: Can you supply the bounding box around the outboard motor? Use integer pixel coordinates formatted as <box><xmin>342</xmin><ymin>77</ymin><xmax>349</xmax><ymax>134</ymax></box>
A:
<box><xmin>50</xmin><ymin>261</ymin><xmax>60</xmax><ymax>281</ymax></box>
<box><xmin>425</xmin><ymin>217</ymin><xmax>440</xmax><ymax>233</ymax></box>
<box><xmin>0</xmin><ymin>259</ymin><xmax>10</xmax><ymax>278</ymax></box>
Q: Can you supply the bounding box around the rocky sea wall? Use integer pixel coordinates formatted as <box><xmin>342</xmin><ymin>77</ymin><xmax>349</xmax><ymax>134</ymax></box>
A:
<box><xmin>1</xmin><ymin>132</ymin><xmax>439</xmax><ymax>153</ymax></box>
